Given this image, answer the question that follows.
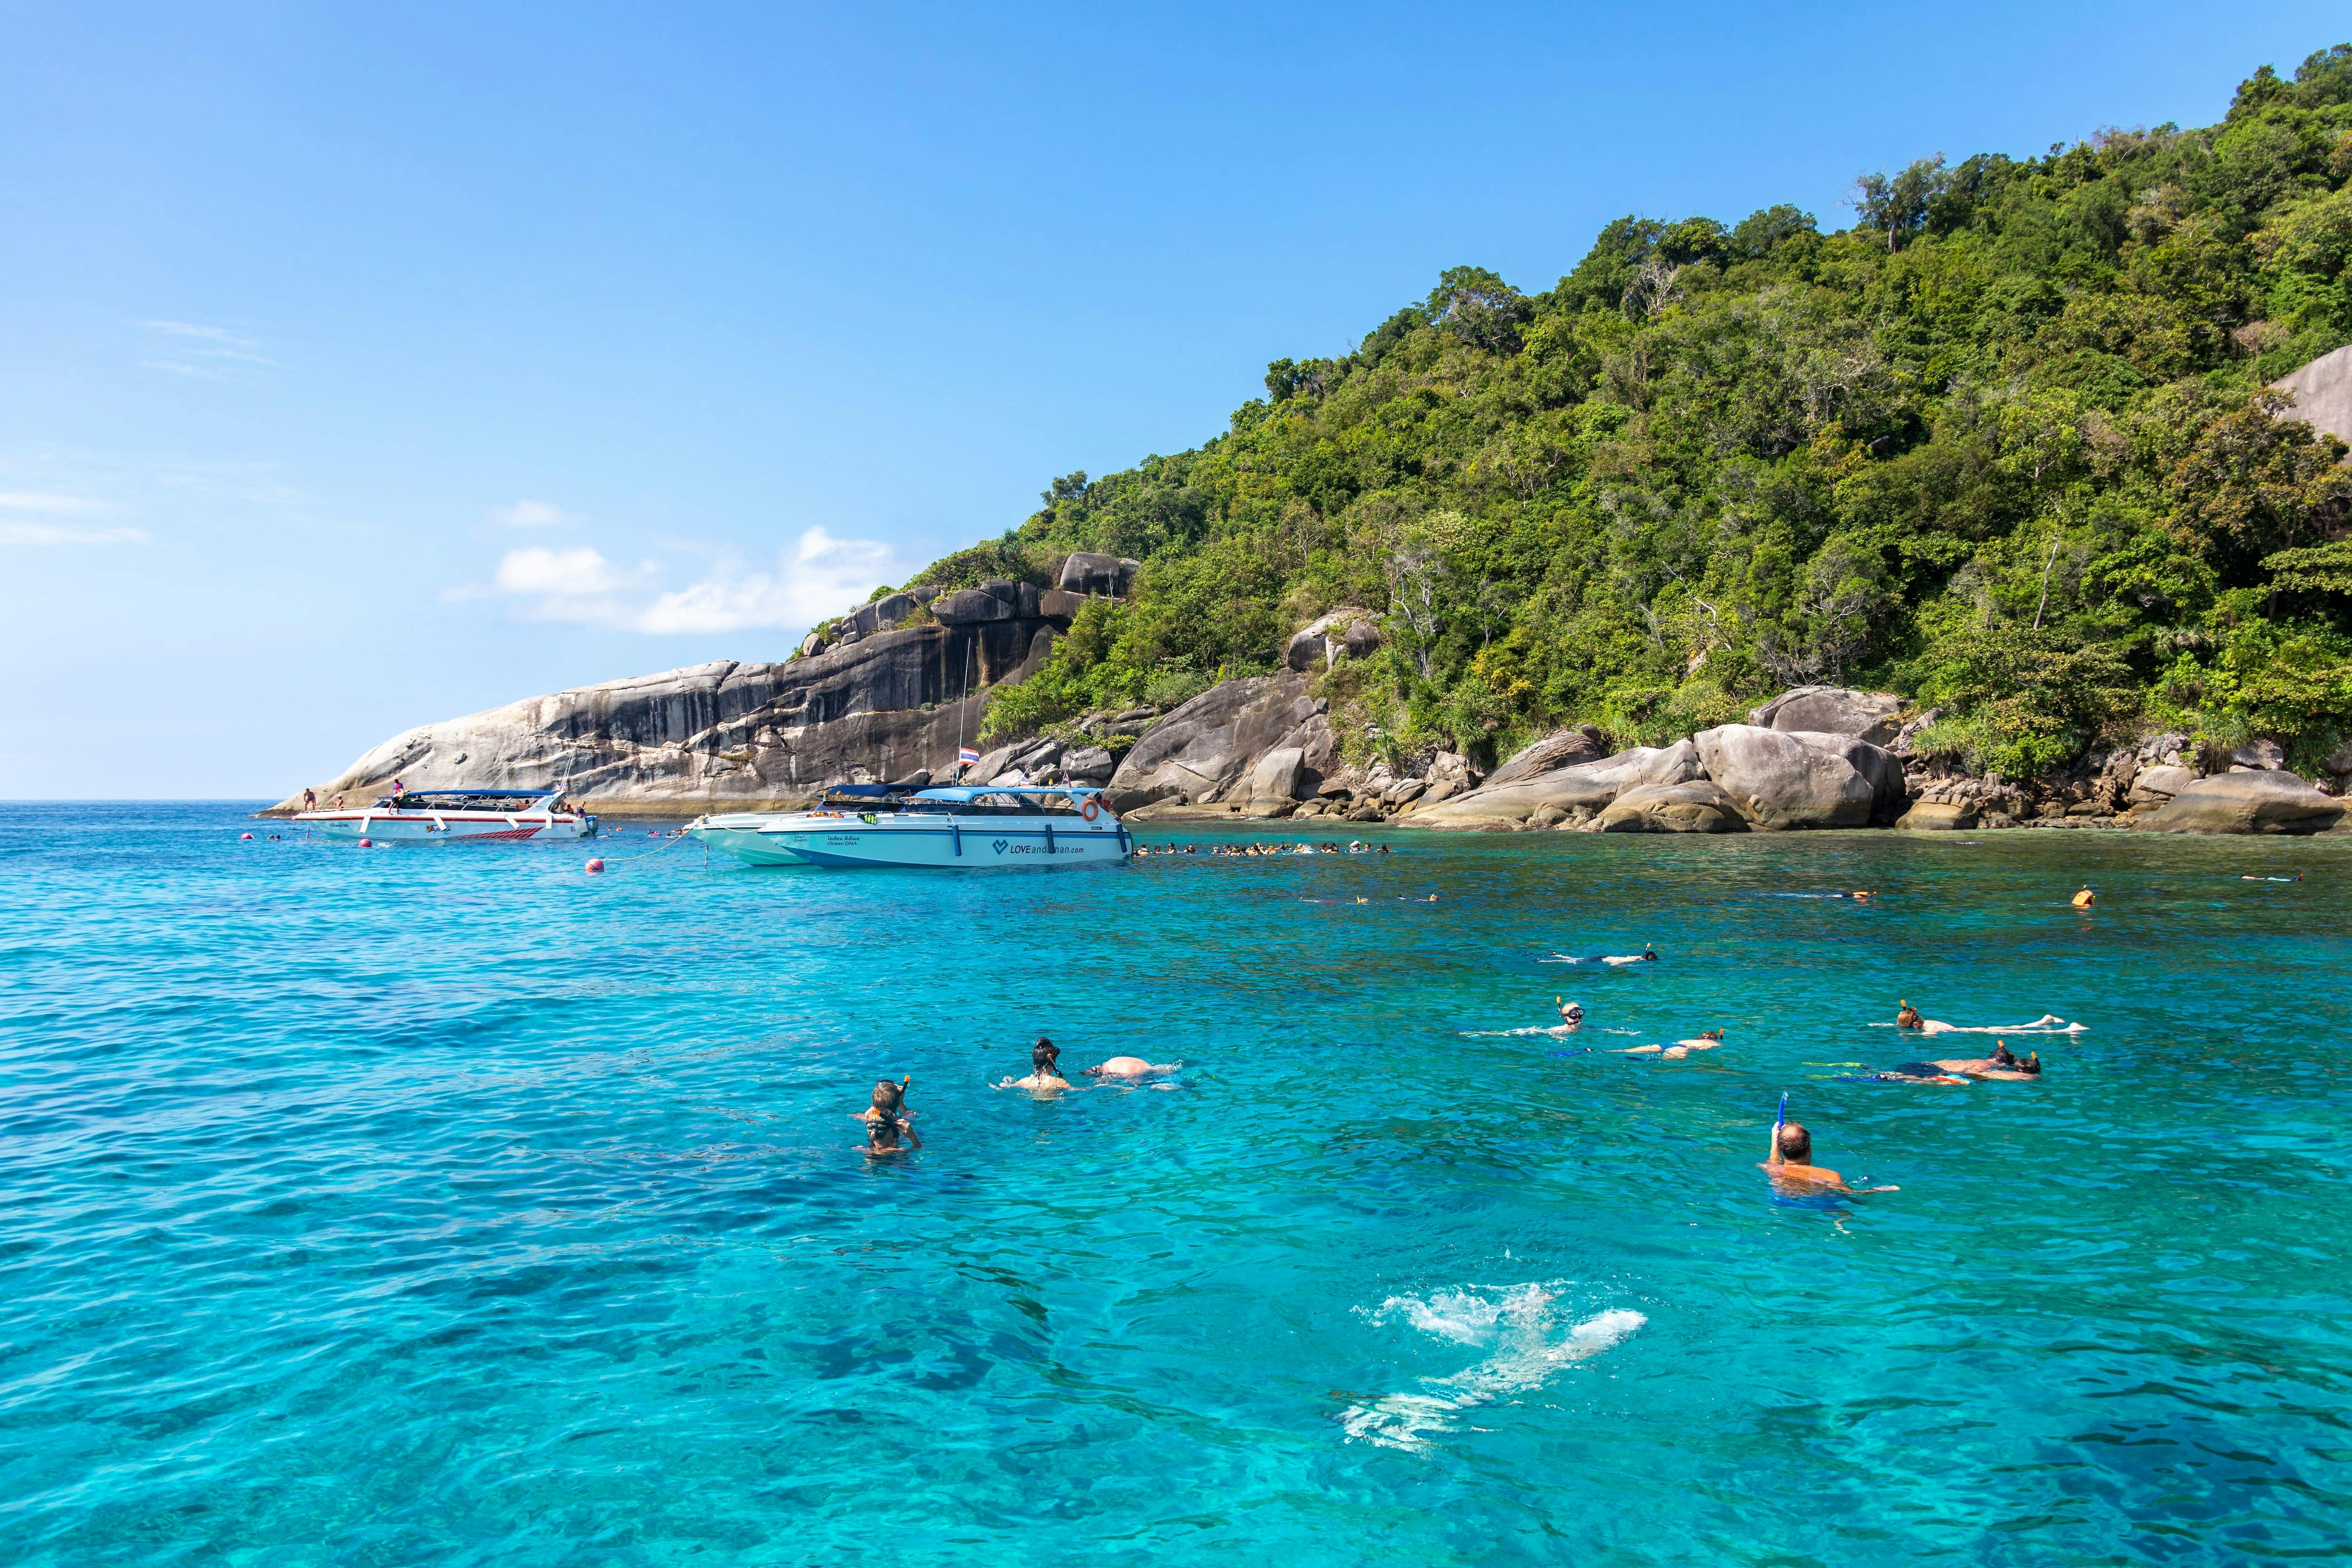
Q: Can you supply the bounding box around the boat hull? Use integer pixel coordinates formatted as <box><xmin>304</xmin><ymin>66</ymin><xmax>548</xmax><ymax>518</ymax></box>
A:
<box><xmin>691</xmin><ymin>811</ymin><xmax>1130</xmax><ymax>869</ymax></box>
<box><xmin>294</xmin><ymin>811</ymin><xmax>597</xmax><ymax>842</ymax></box>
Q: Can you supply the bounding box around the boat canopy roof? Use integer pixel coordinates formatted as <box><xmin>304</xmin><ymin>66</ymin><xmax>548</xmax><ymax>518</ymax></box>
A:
<box><xmin>397</xmin><ymin>788</ymin><xmax>560</xmax><ymax>798</ymax></box>
<box><xmin>913</xmin><ymin>784</ymin><xmax>1103</xmax><ymax>803</ymax></box>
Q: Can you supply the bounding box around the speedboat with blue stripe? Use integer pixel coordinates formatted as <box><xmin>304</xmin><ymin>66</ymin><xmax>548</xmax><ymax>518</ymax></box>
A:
<box><xmin>686</xmin><ymin>784</ymin><xmax>1133</xmax><ymax>870</ymax></box>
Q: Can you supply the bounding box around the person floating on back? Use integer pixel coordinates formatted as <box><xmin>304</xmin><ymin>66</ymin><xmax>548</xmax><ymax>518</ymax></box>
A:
<box><xmin>1929</xmin><ymin>1040</ymin><xmax>2043</xmax><ymax>1081</ymax></box>
<box><xmin>1763</xmin><ymin>1118</ymin><xmax>1897</xmax><ymax>1197</ymax></box>
<box><xmin>855</xmin><ymin>1077</ymin><xmax>922</xmax><ymax>1152</ymax></box>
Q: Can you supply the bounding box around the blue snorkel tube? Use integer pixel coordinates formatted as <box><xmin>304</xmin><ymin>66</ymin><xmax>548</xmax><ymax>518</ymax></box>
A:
<box><xmin>1776</xmin><ymin>1091</ymin><xmax>1787</xmax><ymax>1131</ymax></box>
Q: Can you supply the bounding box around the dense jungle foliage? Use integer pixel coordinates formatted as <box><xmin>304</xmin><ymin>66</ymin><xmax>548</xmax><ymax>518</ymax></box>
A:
<box><xmin>908</xmin><ymin>48</ymin><xmax>2352</xmax><ymax>777</ymax></box>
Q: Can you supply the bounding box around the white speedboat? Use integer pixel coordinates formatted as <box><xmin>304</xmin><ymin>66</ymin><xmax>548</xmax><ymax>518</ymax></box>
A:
<box><xmin>689</xmin><ymin>784</ymin><xmax>1131</xmax><ymax>869</ymax></box>
<box><xmin>294</xmin><ymin>788</ymin><xmax>598</xmax><ymax>842</ymax></box>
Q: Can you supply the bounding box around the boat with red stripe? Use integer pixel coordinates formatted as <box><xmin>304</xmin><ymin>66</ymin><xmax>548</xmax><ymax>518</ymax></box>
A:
<box><xmin>294</xmin><ymin>788</ymin><xmax>598</xmax><ymax>843</ymax></box>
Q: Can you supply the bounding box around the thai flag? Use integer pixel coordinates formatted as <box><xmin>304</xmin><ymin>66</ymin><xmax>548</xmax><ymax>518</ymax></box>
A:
<box><xmin>957</xmin><ymin>747</ymin><xmax>979</xmax><ymax>767</ymax></box>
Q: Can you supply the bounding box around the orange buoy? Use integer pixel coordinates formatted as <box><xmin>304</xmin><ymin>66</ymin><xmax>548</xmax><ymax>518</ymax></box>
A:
<box><xmin>586</xmin><ymin>858</ymin><xmax>606</xmax><ymax>874</ymax></box>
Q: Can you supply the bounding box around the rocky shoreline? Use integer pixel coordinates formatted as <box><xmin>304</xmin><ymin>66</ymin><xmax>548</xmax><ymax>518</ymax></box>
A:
<box><xmin>272</xmin><ymin>563</ymin><xmax>2352</xmax><ymax>837</ymax></box>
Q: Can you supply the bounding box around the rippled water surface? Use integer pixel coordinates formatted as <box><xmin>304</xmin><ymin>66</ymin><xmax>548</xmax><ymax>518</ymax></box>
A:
<box><xmin>4</xmin><ymin>802</ymin><xmax>2351</xmax><ymax>1566</ymax></box>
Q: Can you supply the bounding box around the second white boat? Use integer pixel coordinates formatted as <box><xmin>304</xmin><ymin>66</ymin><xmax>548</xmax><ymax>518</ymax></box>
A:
<box><xmin>689</xmin><ymin>784</ymin><xmax>1132</xmax><ymax>870</ymax></box>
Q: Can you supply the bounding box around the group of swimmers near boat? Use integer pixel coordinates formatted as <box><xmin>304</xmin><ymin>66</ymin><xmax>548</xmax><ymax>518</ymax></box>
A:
<box><xmin>854</xmin><ymin>1039</ymin><xmax>1180</xmax><ymax>1152</ymax></box>
<box><xmin>1136</xmin><ymin>840</ymin><xmax>1392</xmax><ymax>857</ymax></box>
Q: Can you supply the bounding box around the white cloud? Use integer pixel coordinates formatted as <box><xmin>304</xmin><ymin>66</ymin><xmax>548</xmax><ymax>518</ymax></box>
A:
<box><xmin>448</xmin><ymin>527</ymin><xmax>894</xmax><ymax>636</ymax></box>
<box><xmin>0</xmin><ymin>522</ymin><xmax>150</xmax><ymax>545</ymax></box>
<box><xmin>490</xmin><ymin>499</ymin><xmax>574</xmax><ymax>529</ymax></box>
<box><xmin>636</xmin><ymin>528</ymin><xmax>895</xmax><ymax>634</ymax></box>
<box><xmin>134</xmin><ymin>321</ymin><xmax>275</xmax><ymax>380</ymax></box>
<box><xmin>0</xmin><ymin>491</ymin><xmax>116</xmax><ymax>514</ymax></box>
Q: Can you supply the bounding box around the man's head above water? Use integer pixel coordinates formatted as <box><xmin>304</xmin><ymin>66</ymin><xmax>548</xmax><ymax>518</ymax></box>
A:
<box><xmin>1775</xmin><ymin>1122</ymin><xmax>1813</xmax><ymax>1163</ymax></box>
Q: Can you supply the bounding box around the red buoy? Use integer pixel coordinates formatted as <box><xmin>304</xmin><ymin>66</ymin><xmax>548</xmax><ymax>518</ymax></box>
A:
<box><xmin>586</xmin><ymin>858</ymin><xmax>606</xmax><ymax>874</ymax></box>
<box><xmin>358</xmin><ymin>837</ymin><xmax>372</xmax><ymax>848</ymax></box>
<box><xmin>240</xmin><ymin>832</ymin><xmax>254</xmax><ymax>840</ymax></box>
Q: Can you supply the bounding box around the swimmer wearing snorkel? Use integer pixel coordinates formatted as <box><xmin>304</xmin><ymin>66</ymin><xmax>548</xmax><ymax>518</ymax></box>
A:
<box><xmin>2072</xmin><ymin>884</ymin><xmax>2096</xmax><ymax>909</ymax></box>
<box><xmin>1617</xmin><ymin>1027</ymin><xmax>1724</xmax><ymax>1061</ymax></box>
<box><xmin>1929</xmin><ymin>1040</ymin><xmax>2043</xmax><ymax>1081</ymax></box>
<box><xmin>854</xmin><ymin>1078</ymin><xmax>922</xmax><ymax>1153</ymax></box>
<box><xmin>1557</xmin><ymin>998</ymin><xmax>1584</xmax><ymax>1028</ymax></box>
<box><xmin>1897</xmin><ymin>1000</ymin><xmax>1924</xmax><ymax>1031</ymax></box>
<box><xmin>1550</xmin><ymin>943</ymin><xmax>1660</xmax><ymax>966</ymax></box>
<box><xmin>1083</xmin><ymin>1056</ymin><xmax>1180</xmax><ymax>1079</ymax></box>
<box><xmin>995</xmin><ymin>1037</ymin><xmax>1072</xmax><ymax>1091</ymax></box>
<box><xmin>1763</xmin><ymin>1119</ymin><xmax>1896</xmax><ymax>1195</ymax></box>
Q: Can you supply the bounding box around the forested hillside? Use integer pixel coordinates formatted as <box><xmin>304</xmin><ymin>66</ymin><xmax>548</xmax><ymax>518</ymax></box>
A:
<box><xmin>905</xmin><ymin>46</ymin><xmax>2352</xmax><ymax>780</ymax></box>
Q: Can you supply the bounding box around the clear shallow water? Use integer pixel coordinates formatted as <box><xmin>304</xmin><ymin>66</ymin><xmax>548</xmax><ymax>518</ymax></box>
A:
<box><xmin>3</xmin><ymin>803</ymin><xmax>2350</xmax><ymax>1567</ymax></box>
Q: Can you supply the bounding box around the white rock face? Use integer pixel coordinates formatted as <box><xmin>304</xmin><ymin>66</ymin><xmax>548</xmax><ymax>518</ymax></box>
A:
<box><xmin>2272</xmin><ymin>342</ymin><xmax>2352</xmax><ymax>448</ymax></box>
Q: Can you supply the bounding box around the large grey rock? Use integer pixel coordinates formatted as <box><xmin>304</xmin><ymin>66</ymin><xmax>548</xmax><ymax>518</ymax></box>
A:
<box><xmin>2127</xmin><ymin>764</ymin><xmax>2198</xmax><ymax>806</ymax></box>
<box><xmin>935</xmin><ymin>587</ymin><xmax>1018</xmax><ymax>625</ymax></box>
<box><xmin>1102</xmin><ymin>672</ymin><xmax>1329</xmax><ymax>812</ymax></box>
<box><xmin>1057</xmin><ymin>553</ymin><xmax>1143</xmax><ymax>597</ymax></box>
<box><xmin>1415</xmin><ymin>741</ymin><xmax>1702</xmax><ymax>830</ymax></box>
<box><xmin>2134</xmin><ymin>772</ymin><xmax>2347</xmax><ymax>835</ymax></box>
<box><xmin>2272</xmin><ymin>342</ymin><xmax>2352</xmax><ymax>449</ymax></box>
<box><xmin>1694</xmin><ymin>724</ymin><xmax>1902</xmax><ymax>829</ymax></box>
<box><xmin>270</xmin><ymin>616</ymin><xmax>1066</xmax><ymax>817</ymax></box>
<box><xmin>1896</xmin><ymin>801</ymin><xmax>1978</xmax><ymax>831</ymax></box>
<box><xmin>2230</xmin><ymin>738</ymin><xmax>2287</xmax><ymax>771</ymax></box>
<box><xmin>1283</xmin><ymin>607</ymin><xmax>1383</xmax><ymax>672</ymax></box>
<box><xmin>1245</xmin><ymin>747</ymin><xmax>1306</xmax><ymax>803</ymax></box>
<box><xmin>1063</xmin><ymin>746</ymin><xmax>1116</xmax><ymax>782</ymax></box>
<box><xmin>841</xmin><ymin>591</ymin><xmax>921</xmax><ymax>639</ymax></box>
<box><xmin>1596</xmin><ymin>780</ymin><xmax>1747</xmax><ymax>833</ymax></box>
<box><xmin>1748</xmin><ymin>686</ymin><xmax>1905</xmax><ymax>747</ymax></box>
<box><xmin>1483</xmin><ymin>726</ymin><xmax>1608</xmax><ymax>788</ymax></box>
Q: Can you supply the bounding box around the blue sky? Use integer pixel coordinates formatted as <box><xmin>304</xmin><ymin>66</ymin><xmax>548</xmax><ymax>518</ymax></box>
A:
<box><xmin>4</xmin><ymin>1</ymin><xmax>2344</xmax><ymax>798</ymax></box>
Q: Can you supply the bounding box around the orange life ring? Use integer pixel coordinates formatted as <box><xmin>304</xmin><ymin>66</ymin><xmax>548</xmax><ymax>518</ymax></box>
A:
<box><xmin>1081</xmin><ymin>797</ymin><xmax>1100</xmax><ymax>821</ymax></box>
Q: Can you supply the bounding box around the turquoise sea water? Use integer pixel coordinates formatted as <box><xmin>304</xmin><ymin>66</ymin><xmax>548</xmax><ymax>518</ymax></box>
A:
<box><xmin>4</xmin><ymin>802</ymin><xmax>2350</xmax><ymax>1566</ymax></box>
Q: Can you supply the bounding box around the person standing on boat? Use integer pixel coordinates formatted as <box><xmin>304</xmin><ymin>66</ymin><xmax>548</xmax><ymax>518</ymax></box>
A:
<box><xmin>302</xmin><ymin>788</ymin><xmax>316</xmax><ymax>811</ymax></box>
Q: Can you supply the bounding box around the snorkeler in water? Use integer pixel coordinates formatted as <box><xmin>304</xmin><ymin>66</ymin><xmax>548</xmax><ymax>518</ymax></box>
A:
<box><xmin>1548</xmin><ymin>943</ymin><xmax>1659</xmax><ymax>967</ymax></box>
<box><xmin>2072</xmin><ymin>884</ymin><xmax>2096</xmax><ymax>908</ymax></box>
<box><xmin>1929</xmin><ymin>1040</ymin><xmax>2043</xmax><ymax>1081</ymax></box>
<box><xmin>1557</xmin><ymin>997</ymin><xmax>1584</xmax><ymax>1028</ymax></box>
<box><xmin>1896</xmin><ymin>999</ymin><xmax>1925</xmax><ymax>1031</ymax></box>
<box><xmin>1763</xmin><ymin>1119</ymin><xmax>1897</xmax><ymax>1196</ymax></box>
<box><xmin>855</xmin><ymin>1077</ymin><xmax>922</xmax><ymax>1152</ymax></box>
<box><xmin>1617</xmin><ymin>1027</ymin><xmax>1724</xmax><ymax>1061</ymax></box>
<box><xmin>1084</xmin><ymin>1055</ymin><xmax>1181</xmax><ymax>1079</ymax></box>
<box><xmin>995</xmin><ymin>1037</ymin><xmax>1072</xmax><ymax>1091</ymax></box>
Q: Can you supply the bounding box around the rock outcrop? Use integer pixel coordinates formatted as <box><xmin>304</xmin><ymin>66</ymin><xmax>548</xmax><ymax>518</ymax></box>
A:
<box><xmin>1480</xmin><ymin>725</ymin><xmax>1608</xmax><ymax>788</ymax></box>
<box><xmin>1284</xmin><ymin>608</ymin><xmax>1383</xmax><ymax>672</ymax></box>
<box><xmin>2134</xmin><ymin>772</ymin><xmax>2347</xmax><ymax>836</ymax></box>
<box><xmin>1596</xmin><ymin>780</ymin><xmax>1746</xmax><ymax>833</ymax></box>
<box><xmin>268</xmin><ymin>613</ymin><xmax>1069</xmax><ymax>816</ymax></box>
<box><xmin>2272</xmin><ymin>342</ymin><xmax>2352</xmax><ymax>449</ymax></box>
<box><xmin>1102</xmin><ymin>673</ymin><xmax>1335</xmax><ymax>814</ymax></box>
<box><xmin>1747</xmin><ymin>686</ymin><xmax>1904</xmax><ymax>746</ymax></box>
<box><xmin>1057</xmin><ymin>553</ymin><xmax>1143</xmax><ymax>597</ymax></box>
<box><xmin>1412</xmin><ymin>742</ymin><xmax>1701</xmax><ymax>829</ymax></box>
<box><xmin>1895</xmin><ymin>801</ymin><xmax>1978</xmax><ymax>830</ymax></box>
<box><xmin>1692</xmin><ymin>724</ymin><xmax>1905</xmax><ymax>829</ymax></box>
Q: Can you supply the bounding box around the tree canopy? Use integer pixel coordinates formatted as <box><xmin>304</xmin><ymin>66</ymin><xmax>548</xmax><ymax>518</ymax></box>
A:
<box><xmin>913</xmin><ymin>46</ymin><xmax>2352</xmax><ymax>775</ymax></box>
